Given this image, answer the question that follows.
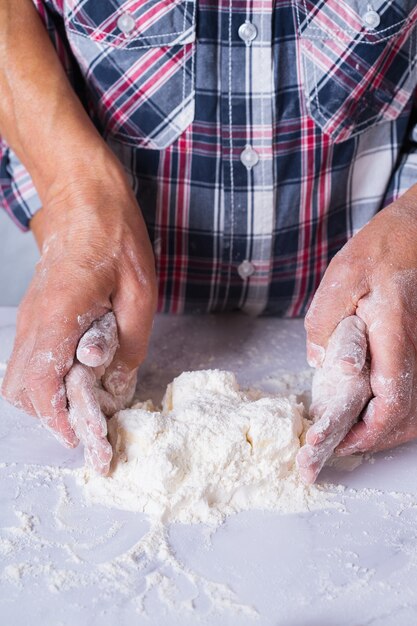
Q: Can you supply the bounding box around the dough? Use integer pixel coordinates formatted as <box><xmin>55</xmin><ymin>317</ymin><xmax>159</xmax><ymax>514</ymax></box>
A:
<box><xmin>84</xmin><ymin>370</ymin><xmax>323</xmax><ymax>524</ymax></box>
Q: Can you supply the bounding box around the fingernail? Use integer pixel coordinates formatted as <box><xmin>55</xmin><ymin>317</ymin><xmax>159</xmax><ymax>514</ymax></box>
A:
<box><xmin>82</xmin><ymin>344</ymin><xmax>103</xmax><ymax>356</ymax></box>
<box><xmin>306</xmin><ymin>429</ymin><xmax>326</xmax><ymax>446</ymax></box>
<box><xmin>77</xmin><ymin>344</ymin><xmax>104</xmax><ymax>367</ymax></box>
<box><xmin>40</xmin><ymin>417</ymin><xmax>79</xmax><ymax>448</ymax></box>
<box><xmin>60</xmin><ymin>433</ymin><xmax>79</xmax><ymax>449</ymax></box>
<box><xmin>307</xmin><ymin>343</ymin><xmax>325</xmax><ymax>368</ymax></box>
<box><xmin>297</xmin><ymin>465</ymin><xmax>316</xmax><ymax>485</ymax></box>
<box><xmin>52</xmin><ymin>428</ymin><xmax>78</xmax><ymax>448</ymax></box>
<box><xmin>52</xmin><ymin>424</ymin><xmax>79</xmax><ymax>448</ymax></box>
<box><xmin>335</xmin><ymin>445</ymin><xmax>358</xmax><ymax>457</ymax></box>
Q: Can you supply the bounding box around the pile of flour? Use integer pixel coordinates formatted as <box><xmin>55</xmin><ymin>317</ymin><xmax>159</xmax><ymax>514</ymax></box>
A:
<box><xmin>83</xmin><ymin>370</ymin><xmax>328</xmax><ymax>524</ymax></box>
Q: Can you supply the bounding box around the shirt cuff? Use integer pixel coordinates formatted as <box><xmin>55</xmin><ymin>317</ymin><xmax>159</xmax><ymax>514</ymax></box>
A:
<box><xmin>0</xmin><ymin>140</ymin><xmax>42</xmax><ymax>231</ymax></box>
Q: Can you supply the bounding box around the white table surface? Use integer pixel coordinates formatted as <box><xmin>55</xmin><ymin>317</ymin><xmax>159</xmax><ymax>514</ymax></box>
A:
<box><xmin>1</xmin><ymin>307</ymin><xmax>417</xmax><ymax>626</ymax></box>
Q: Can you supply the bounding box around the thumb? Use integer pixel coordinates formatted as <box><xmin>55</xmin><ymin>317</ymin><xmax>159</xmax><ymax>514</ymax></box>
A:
<box><xmin>305</xmin><ymin>255</ymin><xmax>367</xmax><ymax>367</ymax></box>
<box><xmin>77</xmin><ymin>311</ymin><xmax>119</xmax><ymax>368</ymax></box>
<box><xmin>323</xmin><ymin>315</ymin><xmax>368</xmax><ymax>374</ymax></box>
<box><xmin>103</xmin><ymin>277</ymin><xmax>156</xmax><ymax>396</ymax></box>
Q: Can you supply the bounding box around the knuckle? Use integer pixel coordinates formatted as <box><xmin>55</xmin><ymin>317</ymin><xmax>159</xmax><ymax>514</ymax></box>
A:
<box><xmin>66</xmin><ymin>363</ymin><xmax>94</xmax><ymax>387</ymax></box>
<box><xmin>135</xmin><ymin>273</ymin><xmax>158</xmax><ymax>312</ymax></box>
<box><xmin>304</xmin><ymin>309</ymin><xmax>315</xmax><ymax>334</ymax></box>
<box><xmin>386</xmin><ymin>397</ymin><xmax>411</xmax><ymax>420</ymax></box>
<box><xmin>304</xmin><ymin>312</ymin><xmax>323</xmax><ymax>342</ymax></box>
<box><xmin>1</xmin><ymin>382</ymin><xmax>15</xmax><ymax>404</ymax></box>
<box><xmin>368</xmin><ymin>409</ymin><xmax>399</xmax><ymax>440</ymax></box>
<box><xmin>2</xmin><ymin>390</ymin><xmax>33</xmax><ymax>415</ymax></box>
<box><xmin>371</xmin><ymin>417</ymin><xmax>390</xmax><ymax>436</ymax></box>
<box><xmin>304</xmin><ymin>294</ymin><xmax>328</xmax><ymax>338</ymax></box>
<box><xmin>25</xmin><ymin>369</ymin><xmax>59</xmax><ymax>395</ymax></box>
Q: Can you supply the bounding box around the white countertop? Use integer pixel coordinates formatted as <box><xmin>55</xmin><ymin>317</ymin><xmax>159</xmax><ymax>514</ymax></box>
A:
<box><xmin>1</xmin><ymin>307</ymin><xmax>417</xmax><ymax>626</ymax></box>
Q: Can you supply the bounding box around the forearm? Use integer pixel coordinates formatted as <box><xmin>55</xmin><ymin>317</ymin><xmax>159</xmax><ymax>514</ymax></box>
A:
<box><xmin>0</xmin><ymin>0</ymin><xmax>121</xmax><ymax>203</ymax></box>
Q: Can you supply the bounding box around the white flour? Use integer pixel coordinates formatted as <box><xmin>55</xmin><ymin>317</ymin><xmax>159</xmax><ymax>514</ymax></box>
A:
<box><xmin>4</xmin><ymin>364</ymin><xmax>417</xmax><ymax>624</ymax></box>
<box><xmin>83</xmin><ymin>370</ymin><xmax>329</xmax><ymax>524</ymax></box>
<box><xmin>1</xmin><ymin>367</ymin><xmax>338</xmax><ymax>622</ymax></box>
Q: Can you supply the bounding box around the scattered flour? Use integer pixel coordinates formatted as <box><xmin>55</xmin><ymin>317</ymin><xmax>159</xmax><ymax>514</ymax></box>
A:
<box><xmin>1</xmin><ymin>368</ymin><xmax>337</xmax><ymax>620</ymax></box>
<box><xmin>83</xmin><ymin>370</ymin><xmax>329</xmax><ymax>524</ymax></box>
<box><xmin>4</xmin><ymin>367</ymin><xmax>416</xmax><ymax>623</ymax></box>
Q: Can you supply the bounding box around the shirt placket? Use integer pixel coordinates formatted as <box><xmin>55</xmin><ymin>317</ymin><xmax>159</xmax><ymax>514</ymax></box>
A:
<box><xmin>219</xmin><ymin>0</ymin><xmax>275</xmax><ymax>314</ymax></box>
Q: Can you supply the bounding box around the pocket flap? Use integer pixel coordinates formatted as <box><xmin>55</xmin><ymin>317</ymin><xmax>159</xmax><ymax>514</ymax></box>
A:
<box><xmin>293</xmin><ymin>0</ymin><xmax>417</xmax><ymax>141</ymax></box>
<box><xmin>66</xmin><ymin>0</ymin><xmax>196</xmax><ymax>48</ymax></box>
<box><xmin>295</xmin><ymin>0</ymin><xmax>417</xmax><ymax>43</ymax></box>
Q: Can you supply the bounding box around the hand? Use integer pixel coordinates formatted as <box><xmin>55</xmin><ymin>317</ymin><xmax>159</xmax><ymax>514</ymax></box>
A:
<box><xmin>65</xmin><ymin>312</ymin><xmax>136</xmax><ymax>475</ymax></box>
<box><xmin>2</xmin><ymin>166</ymin><xmax>157</xmax><ymax>452</ymax></box>
<box><xmin>297</xmin><ymin>316</ymin><xmax>372</xmax><ymax>483</ymax></box>
<box><xmin>304</xmin><ymin>190</ymin><xmax>417</xmax><ymax>467</ymax></box>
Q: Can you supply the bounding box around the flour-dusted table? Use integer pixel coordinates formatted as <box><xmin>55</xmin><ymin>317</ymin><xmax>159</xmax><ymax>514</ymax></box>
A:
<box><xmin>0</xmin><ymin>307</ymin><xmax>416</xmax><ymax>626</ymax></box>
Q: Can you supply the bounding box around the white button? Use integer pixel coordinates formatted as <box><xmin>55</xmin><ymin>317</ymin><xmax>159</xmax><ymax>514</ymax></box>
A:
<box><xmin>362</xmin><ymin>9</ymin><xmax>380</xmax><ymax>29</ymax></box>
<box><xmin>117</xmin><ymin>13</ymin><xmax>136</xmax><ymax>35</ymax></box>
<box><xmin>240</xmin><ymin>145</ymin><xmax>259</xmax><ymax>169</ymax></box>
<box><xmin>238</xmin><ymin>260</ymin><xmax>255</xmax><ymax>279</ymax></box>
<box><xmin>238</xmin><ymin>21</ymin><xmax>258</xmax><ymax>45</ymax></box>
<box><xmin>412</xmin><ymin>125</ymin><xmax>417</xmax><ymax>143</ymax></box>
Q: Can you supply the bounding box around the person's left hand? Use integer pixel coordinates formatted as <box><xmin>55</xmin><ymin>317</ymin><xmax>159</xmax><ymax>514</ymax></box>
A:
<box><xmin>297</xmin><ymin>315</ymin><xmax>372</xmax><ymax>484</ymax></box>
<box><xmin>301</xmin><ymin>191</ymin><xmax>417</xmax><ymax>482</ymax></box>
<box><xmin>65</xmin><ymin>311</ymin><xmax>136</xmax><ymax>475</ymax></box>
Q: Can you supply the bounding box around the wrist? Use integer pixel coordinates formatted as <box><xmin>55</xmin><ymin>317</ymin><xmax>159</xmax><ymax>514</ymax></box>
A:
<box><xmin>30</xmin><ymin>153</ymin><xmax>137</xmax><ymax>251</ymax></box>
<box><xmin>32</xmin><ymin>136</ymin><xmax>127</xmax><ymax>205</ymax></box>
<box><xmin>29</xmin><ymin>209</ymin><xmax>46</xmax><ymax>250</ymax></box>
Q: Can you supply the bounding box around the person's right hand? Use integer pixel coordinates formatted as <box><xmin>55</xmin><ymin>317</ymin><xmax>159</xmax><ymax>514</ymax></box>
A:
<box><xmin>1</xmin><ymin>164</ymin><xmax>157</xmax><ymax>451</ymax></box>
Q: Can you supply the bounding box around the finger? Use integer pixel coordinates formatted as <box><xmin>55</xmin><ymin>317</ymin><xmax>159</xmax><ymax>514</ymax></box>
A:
<box><xmin>66</xmin><ymin>364</ymin><xmax>107</xmax><ymax>438</ymax></box>
<box><xmin>20</xmin><ymin>333</ymin><xmax>80</xmax><ymax>448</ymax></box>
<box><xmin>307</xmin><ymin>368</ymin><xmax>372</xmax><ymax>446</ymax></box>
<box><xmin>26</xmin><ymin>302</ymin><xmax>109</xmax><ymax>444</ymax></box>
<box><xmin>76</xmin><ymin>312</ymin><xmax>119</xmax><ymax>368</ymax></box>
<box><xmin>322</xmin><ymin>316</ymin><xmax>368</xmax><ymax>374</ymax></box>
<box><xmin>1</xmin><ymin>275</ymin><xmax>53</xmax><ymax>413</ymax></box>
<box><xmin>39</xmin><ymin>411</ymin><xmax>80</xmax><ymax>449</ymax></box>
<box><xmin>2</xmin><ymin>340</ymin><xmax>37</xmax><ymax>416</ymax></box>
<box><xmin>66</xmin><ymin>363</ymin><xmax>112</xmax><ymax>475</ymax></box>
<box><xmin>96</xmin><ymin>371</ymin><xmax>137</xmax><ymax>416</ymax></box>
<box><xmin>301</xmin><ymin>399</ymin><xmax>367</xmax><ymax>482</ymax></box>
<box><xmin>367</xmin><ymin>420</ymin><xmax>417</xmax><ymax>453</ymax></box>
<box><xmin>305</xmin><ymin>404</ymin><xmax>361</xmax><ymax>447</ymax></box>
<box><xmin>103</xmin><ymin>276</ymin><xmax>155</xmax><ymax>396</ymax></box>
<box><xmin>308</xmin><ymin>316</ymin><xmax>370</xmax><ymax>434</ymax></box>
<box><xmin>305</xmin><ymin>255</ymin><xmax>368</xmax><ymax>367</ymax></box>
<box><xmin>298</xmin><ymin>317</ymin><xmax>372</xmax><ymax>483</ymax></box>
<box><xmin>297</xmin><ymin>437</ymin><xmax>347</xmax><ymax>484</ymax></box>
<box><xmin>296</xmin><ymin>446</ymin><xmax>321</xmax><ymax>484</ymax></box>
<box><xmin>306</xmin><ymin>316</ymin><xmax>371</xmax><ymax>446</ymax></box>
<box><xmin>336</xmin><ymin>321</ymin><xmax>414</xmax><ymax>455</ymax></box>
<box><xmin>3</xmin><ymin>343</ymin><xmax>76</xmax><ymax>447</ymax></box>
<box><xmin>335</xmin><ymin>397</ymin><xmax>399</xmax><ymax>456</ymax></box>
<box><xmin>1</xmin><ymin>293</ymin><xmax>41</xmax><ymax>413</ymax></box>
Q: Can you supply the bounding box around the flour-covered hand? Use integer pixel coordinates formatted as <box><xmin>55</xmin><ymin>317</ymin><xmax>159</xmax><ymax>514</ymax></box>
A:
<box><xmin>2</xmin><ymin>169</ymin><xmax>157</xmax><ymax>453</ymax></box>
<box><xmin>304</xmin><ymin>191</ymin><xmax>417</xmax><ymax>470</ymax></box>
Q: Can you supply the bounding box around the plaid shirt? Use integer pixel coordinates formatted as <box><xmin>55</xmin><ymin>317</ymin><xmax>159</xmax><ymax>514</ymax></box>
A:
<box><xmin>1</xmin><ymin>0</ymin><xmax>417</xmax><ymax>315</ymax></box>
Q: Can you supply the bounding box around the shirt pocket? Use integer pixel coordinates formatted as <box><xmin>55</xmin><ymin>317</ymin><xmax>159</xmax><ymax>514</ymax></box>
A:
<box><xmin>293</xmin><ymin>0</ymin><xmax>417</xmax><ymax>142</ymax></box>
<box><xmin>65</xmin><ymin>0</ymin><xmax>196</xmax><ymax>149</ymax></box>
